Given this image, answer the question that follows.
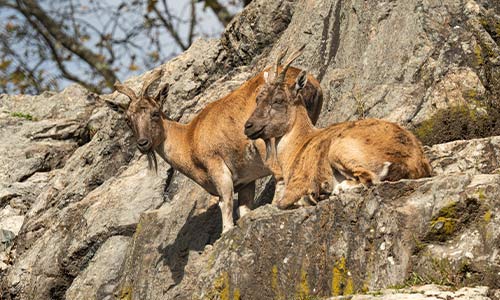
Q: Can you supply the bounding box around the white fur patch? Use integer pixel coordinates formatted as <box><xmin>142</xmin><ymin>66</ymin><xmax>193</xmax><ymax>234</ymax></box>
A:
<box><xmin>264</xmin><ymin>71</ymin><xmax>270</xmax><ymax>83</ymax></box>
<box><xmin>295</xmin><ymin>72</ymin><xmax>307</xmax><ymax>91</ymax></box>
<box><xmin>333</xmin><ymin>180</ymin><xmax>364</xmax><ymax>195</ymax></box>
<box><xmin>238</xmin><ymin>206</ymin><xmax>251</xmax><ymax>218</ymax></box>
<box><xmin>296</xmin><ymin>194</ymin><xmax>317</xmax><ymax>207</ymax></box>
<box><xmin>378</xmin><ymin>161</ymin><xmax>392</xmax><ymax>181</ymax></box>
<box><xmin>272</xmin><ymin>180</ymin><xmax>286</xmax><ymax>205</ymax></box>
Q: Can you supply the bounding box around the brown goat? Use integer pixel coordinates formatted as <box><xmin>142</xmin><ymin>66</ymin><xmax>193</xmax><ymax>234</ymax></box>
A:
<box><xmin>106</xmin><ymin>59</ymin><xmax>323</xmax><ymax>232</ymax></box>
<box><xmin>244</xmin><ymin>53</ymin><xmax>432</xmax><ymax>209</ymax></box>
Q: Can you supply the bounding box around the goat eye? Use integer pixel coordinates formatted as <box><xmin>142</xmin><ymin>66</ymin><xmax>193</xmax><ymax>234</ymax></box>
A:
<box><xmin>272</xmin><ymin>100</ymin><xmax>284</xmax><ymax>109</ymax></box>
<box><xmin>151</xmin><ymin>111</ymin><xmax>161</xmax><ymax>119</ymax></box>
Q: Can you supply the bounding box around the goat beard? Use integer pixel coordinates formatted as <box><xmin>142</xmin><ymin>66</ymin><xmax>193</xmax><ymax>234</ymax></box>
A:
<box><xmin>146</xmin><ymin>151</ymin><xmax>158</xmax><ymax>174</ymax></box>
<box><xmin>264</xmin><ymin>138</ymin><xmax>278</xmax><ymax>162</ymax></box>
<box><xmin>265</xmin><ymin>139</ymin><xmax>272</xmax><ymax>161</ymax></box>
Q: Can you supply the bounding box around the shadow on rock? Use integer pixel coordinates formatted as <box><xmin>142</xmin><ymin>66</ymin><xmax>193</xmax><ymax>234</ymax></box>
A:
<box><xmin>156</xmin><ymin>203</ymin><xmax>221</xmax><ymax>286</ymax></box>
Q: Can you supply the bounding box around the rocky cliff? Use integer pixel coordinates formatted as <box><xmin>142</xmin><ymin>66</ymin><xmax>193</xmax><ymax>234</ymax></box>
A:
<box><xmin>1</xmin><ymin>0</ymin><xmax>499</xmax><ymax>299</ymax></box>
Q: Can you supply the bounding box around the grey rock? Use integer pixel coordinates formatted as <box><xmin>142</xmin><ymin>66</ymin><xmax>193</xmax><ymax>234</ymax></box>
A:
<box><xmin>427</xmin><ymin>136</ymin><xmax>500</xmax><ymax>175</ymax></box>
<box><xmin>0</xmin><ymin>205</ymin><xmax>20</xmax><ymax>219</ymax></box>
<box><xmin>116</xmin><ymin>175</ymin><xmax>217</xmax><ymax>300</ymax></box>
<box><xmin>0</xmin><ymin>84</ymin><xmax>97</xmax><ymax>216</ymax></box>
<box><xmin>0</xmin><ymin>84</ymin><xmax>96</xmax><ymax>120</ymax></box>
<box><xmin>327</xmin><ymin>284</ymin><xmax>492</xmax><ymax>299</ymax></box>
<box><xmin>0</xmin><ymin>230</ymin><xmax>15</xmax><ymax>252</ymax></box>
<box><xmin>273</xmin><ymin>0</ymin><xmax>500</xmax><ymax>128</ymax></box>
<box><xmin>221</xmin><ymin>0</ymin><xmax>296</xmax><ymax>66</ymax></box>
<box><xmin>2</xmin><ymin>157</ymin><xmax>168</xmax><ymax>299</ymax></box>
<box><xmin>0</xmin><ymin>216</ymin><xmax>24</xmax><ymax>236</ymax></box>
<box><xmin>194</xmin><ymin>173</ymin><xmax>500</xmax><ymax>299</ymax></box>
<box><xmin>2</xmin><ymin>0</ymin><xmax>500</xmax><ymax>299</ymax></box>
<box><xmin>0</xmin><ymin>261</ymin><xmax>7</xmax><ymax>272</ymax></box>
<box><xmin>65</xmin><ymin>235</ymin><xmax>131</xmax><ymax>300</ymax></box>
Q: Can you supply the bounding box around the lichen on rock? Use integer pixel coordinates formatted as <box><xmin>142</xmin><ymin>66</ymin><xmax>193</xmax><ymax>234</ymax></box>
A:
<box><xmin>2</xmin><ymin>0</ymin><xmax>500</xmax><ymax>299</ymax></box>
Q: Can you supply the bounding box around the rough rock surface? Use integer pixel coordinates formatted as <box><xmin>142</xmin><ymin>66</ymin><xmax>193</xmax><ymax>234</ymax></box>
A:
<box><xmin>328</xmin><ymin>285</ymin><xmax>492</xmax><ymax>300</ymax></box>
<box><xmin>1</xmin><ymin>0</ymin><xmax>499</xmax><ymax>299</ymax></box>
<box><xmin>65</xmin><ymin>235</ymin><xmax>131</xmax><ymax>300</ymax></box>
<box><xmin>427</xmin><ymin>136</ymin><xmax>500</xmax><ymax>175</ymax></box>
<box><xmin>193</xmin><ymin>171</ymin><xmax>500</xmax><ymax>299</ymax></box>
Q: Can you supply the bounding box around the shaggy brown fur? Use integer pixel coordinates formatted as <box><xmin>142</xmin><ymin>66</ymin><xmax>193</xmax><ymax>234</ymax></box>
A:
<box><xmin>245</xmin><ymin>69</ymin><xmax>432</xmax><ymax>209</ymax></box>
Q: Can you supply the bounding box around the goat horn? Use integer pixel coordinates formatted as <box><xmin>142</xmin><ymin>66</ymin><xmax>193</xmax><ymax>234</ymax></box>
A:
<box><xmin>276</xmin><ymin>44</ymin><xmax>306</xmax><ymax>85</ymax></box>
<box><xmin>272</xmin><ymin>48</ymin><xmax>288</xmax><ymax>82</ymax></box>
<box><xmin>141</xmin><ymin>68</ymin><xmax>163</xmax><ymax>98</ymax></box>
<box><xmin>114</xmin><ymin>81</ymin><xmax>138</xmax><ymax>100</ymax></box>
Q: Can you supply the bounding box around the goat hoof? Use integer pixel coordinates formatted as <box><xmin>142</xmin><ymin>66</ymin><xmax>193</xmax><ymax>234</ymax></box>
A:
<box><xmin>221</xmin><ymin>223</ymin><xmax>235</xmax><ymax>234</ymax></box>
<box><xmin>276</xmin><ymin>200</ymin><xmax>292</xmax><ymax>210</ymax></box>
<box><xmin>237</xmin><ymin>206</ymin><xmax>251</xmax><ymax>219</ymax></box>
<box><xmin>305</xmin><ymin>195</ymin><xmax>318</xmax><ymax>205</ymax></box>
<box><xmin>296</xmin><ymin>196</ymin><xmax>314</xmax><ymax>207</ymax></box>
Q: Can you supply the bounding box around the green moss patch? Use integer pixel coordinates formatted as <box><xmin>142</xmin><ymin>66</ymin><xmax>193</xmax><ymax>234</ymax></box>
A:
<box><xmin>331</xmin><ymin>257</ymin><xmax>354</xmax><ymax>296</ymax></box>
<box><xmin>427</xmin><ymin>202</ymin><xmax>458</xmax><ymax>242</ymax></box>
<box><xmin>205</xmin><ymin>272</ymin><xmax>242</xmax><ymax>300</ymax></box>
<box><xmin>413</xmin><ymin>101</ymin><xmax>500</xmax><ymax>146</ymax></box>
<box><xmin>118</xmin><ymin>284</ymin><xmax>133</xmax><ymax>300</ymax></box>
<box><xmin>10</xmin><ymin>111</ymin><xmax>36</xmax><ymax>121</ymax></box>
<box><xmin>423</xmin><ymin>197</ymin><xmax>483</xmax><ymax>244</ymax></box>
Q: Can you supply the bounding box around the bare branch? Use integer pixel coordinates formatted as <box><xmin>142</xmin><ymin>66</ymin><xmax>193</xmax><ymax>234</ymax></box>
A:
<box><xmin>152</xmin><ymin>1</ymin><xmax>188</xmax><ymax>50</ymax></box>
<box><xmin>0</xmin><ymin>0</ymin><xmax>16</xmax><ymax>9</ymax></box>
<box><xmin>188</xmin><ymin>0</ymin><xmax>197</xmax><ymax>46</ymax></box>
<box><xmin>20</xmin><ymin>11</ymin><xmax>100</xmax><ymax>91</ymax></box>
<box><xmin>16</xmin><ymin>0</ymin><xmax>118</xmax><ymax>88</ymax></box>
<box><xmin>201</xmin><ymin>0</ymin><xmax>234</xmax><ymax>27</ymax></box>
<box><xmin>1</xmin><ymin>0</ymin><xmax>244</xmax><ymax>93</ymax></box>
<box><xmin>0</xmin><ymin>39</ymin><xmax>44</xmax><ymax>93</ymax></box>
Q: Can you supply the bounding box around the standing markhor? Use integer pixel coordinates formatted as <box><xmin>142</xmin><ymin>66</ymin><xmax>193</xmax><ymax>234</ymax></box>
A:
<box><xmin>107</xmin><ymin>61</ymin><xmax>323</xmax><ymax>232</ymax></box>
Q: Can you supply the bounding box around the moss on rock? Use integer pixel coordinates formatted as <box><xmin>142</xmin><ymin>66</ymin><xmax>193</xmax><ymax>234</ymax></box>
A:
<box><xmin>331</xmin><ymin>257</ymin><xmax>354</xmax><ymax>296</ymax></box>
<box><xmin>413</xmin><ymin>102</ymin><xmax>500</xmax><ymax>146</ymax></box>
<box><xmin>426</xmin><ymin>202</ymin><xmax>458</xmax><ymax>242</ymax></box>
<box><xmin>118</xmin><ymin>284</ymin><xmax>133</xmax><ymax>300</ymax></box>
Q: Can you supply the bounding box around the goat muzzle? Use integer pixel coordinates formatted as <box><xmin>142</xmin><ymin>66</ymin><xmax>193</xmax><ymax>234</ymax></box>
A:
<box><xmin>137</xmin><ymin>138</ymin><xmax>152</xmax><ymax>152</ymax></box>
<box><xmin>244</xmin><ymin>123</ymin><xmax>265</xmax><ymax>140</ymax></box>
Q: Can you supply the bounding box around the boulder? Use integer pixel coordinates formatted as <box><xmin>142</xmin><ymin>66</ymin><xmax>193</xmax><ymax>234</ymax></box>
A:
<box><xmin>65</xmin><ymin>235</ymin><xmax>131</xmax><ymax>300</ymax></box>
<box><xmin>328</xmin><ymin>285</ymin><xmax>492</xmax><ymax>300</ymax></box>
<box><xmin>1</xmin><ymin>0</ymin><xmax>500</xmax><ymax>299</ymax></box>
<box><xmin>192</xmin><ymin>172</ymin><xmax>500</xmax><ymax>299</ymax></box>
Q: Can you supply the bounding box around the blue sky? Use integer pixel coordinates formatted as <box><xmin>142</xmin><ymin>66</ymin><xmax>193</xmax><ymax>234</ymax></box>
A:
<box><xmin>0</xmin><ymin>0</ymin><xmax>242</xmax><ymax>91</ymax></box>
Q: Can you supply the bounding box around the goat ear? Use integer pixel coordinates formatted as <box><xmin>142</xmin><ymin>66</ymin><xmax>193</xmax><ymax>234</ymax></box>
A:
<box><xmin>104</xmin><ymin>99</ymin><xmax>129</xmax><ymax>113</ymax></box>
<box><xmin>294</xmin><ymin>71</ymin><xmax>307</xmax><ymax>94</ymax></box>
<box><xmin>154</xmin><ymin>83</ymin><xmax>170</xmax><ymax>107</ymax></box>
